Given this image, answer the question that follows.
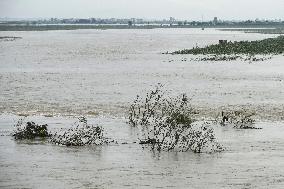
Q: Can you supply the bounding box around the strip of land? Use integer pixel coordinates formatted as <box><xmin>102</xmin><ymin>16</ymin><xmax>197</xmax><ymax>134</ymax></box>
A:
<box><xmin>0</xmin><ymin>23</ymin><xmax>284</xmax><ymax>32</ymax></box>
<box><xmin>219</xmin><ymin>28</ymin><xmax>284</xmax><ymax>34</ymax></box>
<box><xmin>172</xmin><ymin>36</ymin><xmax>284</xmax><ymax>55</ymax></box>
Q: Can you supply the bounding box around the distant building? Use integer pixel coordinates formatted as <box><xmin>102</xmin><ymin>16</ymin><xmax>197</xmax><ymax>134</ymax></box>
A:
<box><xmin>76</xmin><ymin>19</ymin><xmax>90</xmax><ymax>24</ymax></box>
<box><xmin>213</xmin><ymin>17</ymin><xmax>218</xmax><ymax>25</ymax></box>
<box><xmin>169</xmin><ymin>17</ymin><xmax>175</xmax><ymax>26</ymax></box>
<box><xmin>136</xmin><ymin>19</ymin><xmax>143</xmax><ymax>24</ymax></box>
<box><xmin>128</xmin><ymin>20</ymin><xmax>133</xmax><ymax>26</ymax></box>
<box><xmin>131</xmin><ymin>18</ymin><xmax>136</xmax><ymax>25</ymax></box>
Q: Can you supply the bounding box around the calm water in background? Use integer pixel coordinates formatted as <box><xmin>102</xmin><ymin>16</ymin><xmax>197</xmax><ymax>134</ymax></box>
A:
<box><xmin>1</xmin><ymin>28</ymin><xmax>284</xmax><ymax>188</ymax></box>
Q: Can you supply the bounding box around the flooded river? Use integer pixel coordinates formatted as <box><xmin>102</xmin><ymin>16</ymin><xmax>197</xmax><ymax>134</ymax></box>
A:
<box><xmin>0</xmin><ymin>28</ymin><xmax>284</xmax><ymax>188</ymax></box>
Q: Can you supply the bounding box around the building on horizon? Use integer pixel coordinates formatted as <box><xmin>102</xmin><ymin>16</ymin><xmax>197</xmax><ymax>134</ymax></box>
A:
<box><xmin>213</xmin><ymin>17</ymin><xmax>218</xmax><ymax>25</ymax></box>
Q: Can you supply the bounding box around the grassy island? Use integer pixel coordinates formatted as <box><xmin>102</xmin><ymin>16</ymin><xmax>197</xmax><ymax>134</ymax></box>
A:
<box><xmin>172</xmin><ymin>36</ymin><xmax>284</xmax><ymax>55</ymax></box>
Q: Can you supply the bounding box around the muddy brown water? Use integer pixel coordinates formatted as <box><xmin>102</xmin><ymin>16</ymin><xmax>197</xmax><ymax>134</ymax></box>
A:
<box><xmin>0</xmin><ymin>28</ymin><xmax>283</xmax><ymax>118</ymax></box>
<box><xmin>1</xmin><ymin>28</ymin><xmax>284</xmax><ymax>188</ymax></box>
<box><xmin>1</xmin><ymin>115</ymin><xmax>284</xmax><ymax>188</ymax></box>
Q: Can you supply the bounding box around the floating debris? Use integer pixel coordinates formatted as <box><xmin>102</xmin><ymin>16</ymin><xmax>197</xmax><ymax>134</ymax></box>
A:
<box><xmin>0</xmin><ymin>36</ymin><xmax>22</xmax><ymax>41</ymax></box>
<box><xmin>215</xmin><ymin>110</ymin><xmax>261</xmax><ymax>129</ymax></box>
<box><xmin>188</xmin><ymin>54</ymin><xmax>272</xmax><ymax>62</ymax></box>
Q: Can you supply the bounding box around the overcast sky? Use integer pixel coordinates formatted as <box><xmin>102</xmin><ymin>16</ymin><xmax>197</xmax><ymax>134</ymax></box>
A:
<box><xmin>0</xmin><ymin>0</ymin><xmax>283</xmax><ymax>20</ymax></box>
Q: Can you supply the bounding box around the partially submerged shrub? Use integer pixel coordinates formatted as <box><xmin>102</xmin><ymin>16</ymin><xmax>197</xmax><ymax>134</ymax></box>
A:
<box><xmin>217</xmin><ymin>110</ymin><xmax>260</xmax><ymax>129</ymax></box>
<box><xmin>129</xmin><ymin>84</ymin><xmax>194</xmax><ymax>127</ymax></box>
<box><xmin>12</xmin><ymin>119</ymin><xmax>50</xmax><ymax>140</ymax></box>
<box><xmin>129</xmin><ymin>84</ymin><xmax>223</xmax><ymax>153</ymax></box>
<box><xmin>178</xmin><ymin>122</ymin><xmax>224</xmax><ymax>153</ymax></box>
<box><xmin>50</xmin><ymin>117</ymin><xmax>106</xmax><ymax>146</ymax></box>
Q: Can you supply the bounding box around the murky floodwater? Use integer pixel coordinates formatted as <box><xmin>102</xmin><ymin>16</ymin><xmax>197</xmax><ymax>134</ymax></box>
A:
<box><xmin>1</xmin><ymin>114</ymin><xmax>284</xmax><ymax>188</ymax></box>
<box><xmin>0</xmin><ymin>28</ymin><xmax>283</xmax><ymax>118</ymax></box>
<box><xmin>1</xmin><ymin>28</ymin><xmax>284</xmax><ymax>188</ymax></box>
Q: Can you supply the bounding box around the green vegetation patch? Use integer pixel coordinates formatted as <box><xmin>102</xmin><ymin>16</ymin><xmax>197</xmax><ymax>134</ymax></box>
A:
<box><xmin>12</xmin><ymin>119</ymin><xmax>50</xmax><ymax>140</ymax></box>
<box><xmin>172</xmin><ymin>36</ymin><xmax>284</xmax><ymax>55</ymax></box>
<box><xmin>50</xmin><ymin>117</ymin><xmax>106</xmax><ymax>146</ymax></box>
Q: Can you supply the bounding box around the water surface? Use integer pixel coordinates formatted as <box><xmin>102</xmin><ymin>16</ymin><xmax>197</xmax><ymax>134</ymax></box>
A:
<box><xmin>1</xmin><ymin>28</ymin><xmax>284</xmax><ymax>188</ymax></box>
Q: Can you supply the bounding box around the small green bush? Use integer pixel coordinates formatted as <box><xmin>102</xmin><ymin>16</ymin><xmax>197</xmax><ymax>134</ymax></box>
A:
<box><xmin>12</xmin><ymin>119</ymin><xmax>50</xmax><ymax>140</ymax></box>
<box><xmin>50</xmin><ymin>117</ymin><xmax>105</xmax><ymax>146</ymax></box>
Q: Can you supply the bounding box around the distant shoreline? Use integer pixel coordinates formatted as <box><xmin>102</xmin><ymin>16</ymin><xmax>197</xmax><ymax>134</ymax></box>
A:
<box><xmin>0</xmin><ymin>24</ymin><xmax>283</xmax><ymax>33</ymax></box>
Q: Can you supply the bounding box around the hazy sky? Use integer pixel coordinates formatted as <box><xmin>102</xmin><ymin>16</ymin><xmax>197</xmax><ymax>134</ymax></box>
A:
<box><xmin>0</xmin><ymin>0</ymin><xmax>283</xmax><ymax>20</ymax></box>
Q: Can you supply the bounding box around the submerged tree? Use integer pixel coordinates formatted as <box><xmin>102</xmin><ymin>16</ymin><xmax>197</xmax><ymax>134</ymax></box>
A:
<box><xmin>128</xmin><ymin>84</ymin><xmax>223</xmax><ymax>153</ymax></box>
